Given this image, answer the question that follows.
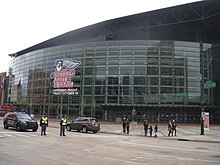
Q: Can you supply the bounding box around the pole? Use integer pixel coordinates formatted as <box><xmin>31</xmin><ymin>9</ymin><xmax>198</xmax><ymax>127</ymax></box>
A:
<box><xmin>200</xmin><ymin>41</ymin><xmax>205</xmax><ymax>135</ymax></box>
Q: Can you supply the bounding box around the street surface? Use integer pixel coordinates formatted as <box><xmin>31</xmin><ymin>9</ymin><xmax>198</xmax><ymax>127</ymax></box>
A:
<box><xmin>0</xmin><ymin>126</ymin><xmax>220</xmax><ymax>165</ymax></box>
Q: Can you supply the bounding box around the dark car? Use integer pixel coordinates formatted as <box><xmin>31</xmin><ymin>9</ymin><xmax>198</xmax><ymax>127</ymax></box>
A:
<box><xmin>66</xmin><ymin>117</ymin><xmax>100</xmax><ymax>133</ymax></box>
<box><xmin>3</xmin><ymin>112</ymin><xmax>38</xmax><ymax>132</ymax></box>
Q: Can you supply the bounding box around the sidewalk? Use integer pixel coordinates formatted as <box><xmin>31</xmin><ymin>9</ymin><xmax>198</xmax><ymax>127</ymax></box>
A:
<box><xmin>47</xmin><ymin>119</ymin><xmax>220</xmax><ymax>143</ymax></box>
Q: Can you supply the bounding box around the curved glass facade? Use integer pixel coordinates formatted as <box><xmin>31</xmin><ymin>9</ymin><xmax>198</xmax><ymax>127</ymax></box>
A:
<box><xmin>8</xmin><ymin>40</ymin><xmax>212</xmax><ymax>123</ymax></box>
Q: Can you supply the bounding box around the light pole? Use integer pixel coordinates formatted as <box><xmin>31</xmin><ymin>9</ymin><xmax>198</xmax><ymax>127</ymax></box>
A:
<box><xmin>200</xmin><ymin>41</ymin><xmax>205</xmax><ymax>135</ymax></box>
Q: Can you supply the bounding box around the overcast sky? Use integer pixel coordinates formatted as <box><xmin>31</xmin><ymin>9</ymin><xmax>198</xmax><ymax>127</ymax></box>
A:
<box><xmin>0</xmin><ymin>0</ymin><xmax>200</xmax><ymax>73</ymax></box>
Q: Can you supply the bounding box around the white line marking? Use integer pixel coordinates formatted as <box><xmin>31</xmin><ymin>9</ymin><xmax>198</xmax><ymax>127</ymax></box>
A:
<box><xmin>16</xmin><ymin>134</ymin><xmax>29</xmax><ymax>137</ymax></box>
<box><xmin>2</xmin><ymin>134</ymin><xmax>16</xmax><ymax>137</ymax></box>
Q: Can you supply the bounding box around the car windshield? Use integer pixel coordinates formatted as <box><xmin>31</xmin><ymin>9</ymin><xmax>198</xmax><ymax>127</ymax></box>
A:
<box><xmin>17</xmin><ymin>113</ymin><xmax>32</xmax><ymax>120</ymax></box>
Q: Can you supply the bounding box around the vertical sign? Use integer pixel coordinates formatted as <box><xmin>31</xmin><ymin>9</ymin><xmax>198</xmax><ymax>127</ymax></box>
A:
<box><xmin>204</xmin><ymin>112</ymin><xmax>209</xmax><ymax>130</ymax></box>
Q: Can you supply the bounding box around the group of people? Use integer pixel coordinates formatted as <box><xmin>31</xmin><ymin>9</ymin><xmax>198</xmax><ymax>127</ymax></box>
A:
<box><xmin>40</xmin><ymin>113</ymin><xmax>68</xmax><ymax>137</ymax></box>
<box><xmin>143</xmin><ymin>120</ymin><xmax>158</xmax><ymax>137</ymax></box>
<box><xmin>168</xmin><ymin>119</ymin><xmax>177</xmax><ymax>137</ymax></box>
<box><xmin>40</xmin><ymin>114</ymin><xmax>177</xmax><ymax>138</ymax></box>
<box><xmin>121</xmin><ymin>119</ymin><xmax>158</xmax><ymax>137</ymax></box>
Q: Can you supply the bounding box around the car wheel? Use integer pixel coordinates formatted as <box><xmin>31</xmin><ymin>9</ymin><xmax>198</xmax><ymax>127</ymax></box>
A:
<box><xmin>32</xmin><ymin>128</ymin><xmax>38</xmax><ymax>132</ymax></box>
<box><xmin>82</xmin><ymin>126</ymin><xmax>87</xmax><ymax>133</ymax></box>
<box><xmin>16</xmin><ymin>124</ymin><xmax>21</xmax><ymax>131</ymax></box>
<box><xmin>3</xmin><ymin>122</ymin><xmax>8</xmax><ymax>129</ymax></box>
<box><xmin>66</xmin><ymin>125</ymin><xmax>71</xmax><ymax>131</ymax></box>
<box><xmin>93</xmin><ymin>131</ymin><xmax>97</xmax><ymax>134</ymax></box>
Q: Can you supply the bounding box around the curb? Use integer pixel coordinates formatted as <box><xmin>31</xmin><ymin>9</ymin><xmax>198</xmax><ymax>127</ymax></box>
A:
<box><xmin>99</xmin><ymin>131</ymin><xmax>220</xmax><ymax>143</ymax></box>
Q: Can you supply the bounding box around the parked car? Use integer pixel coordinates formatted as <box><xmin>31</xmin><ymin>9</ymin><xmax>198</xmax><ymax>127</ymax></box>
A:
<box><xmin>3</xmin><ymin>112</ymin><xmax>38</xmax><ymax>132</ymax></box>
<box><xmin>66</xmin><ymin>117</ymin><xmax>100</xmax><ymax>133</ymax></box>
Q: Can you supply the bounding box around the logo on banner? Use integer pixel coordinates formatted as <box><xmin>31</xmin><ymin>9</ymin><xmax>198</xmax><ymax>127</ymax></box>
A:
<box><xmin>50</xmin><ymin>58</ymin><xmax>81</xmax><ymax>95</ymax></box>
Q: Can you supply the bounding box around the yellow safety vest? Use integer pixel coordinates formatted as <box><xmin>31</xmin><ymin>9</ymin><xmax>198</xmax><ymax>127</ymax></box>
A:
<box><xmin>62</xmin><ymin>117</ymin><xmax>67</xmax><ymax>126</ymax></box>
<box><xmin>42</xmin><ymin>117</ymin><xmax>48</xmax><ymax>124</ymax></box>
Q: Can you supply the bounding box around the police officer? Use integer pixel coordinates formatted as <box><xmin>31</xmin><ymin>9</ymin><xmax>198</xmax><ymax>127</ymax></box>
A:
<box><xmin>60</xmin><ymin>114</ymin><xmax>67</xmax><ymax>136</ymax></box>
<box><xmin>40</xmin><ymin>113</ymin><xmax>48</xmax><ymax>136</ymax></box>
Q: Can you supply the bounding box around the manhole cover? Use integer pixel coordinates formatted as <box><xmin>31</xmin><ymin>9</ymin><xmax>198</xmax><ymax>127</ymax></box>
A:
<box><xmin>195</xmin><ymin>147</ymin><xmax>209</xmax><ymax>150</ymax></box>
<box><xmin>210</xmin><ymin>155</ymin><xmax>220</xmax><ymax>158</ymax></box>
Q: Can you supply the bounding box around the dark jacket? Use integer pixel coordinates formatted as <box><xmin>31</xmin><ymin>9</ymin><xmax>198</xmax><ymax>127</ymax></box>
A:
<box><xmin>143</xmin><ymin>121</ymin><xmax>149</xmax><ymax>130</ymax></box>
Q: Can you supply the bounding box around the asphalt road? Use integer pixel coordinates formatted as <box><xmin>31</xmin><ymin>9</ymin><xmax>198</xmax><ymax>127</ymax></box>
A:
<box><xmin>0</xmin><ymin>126</ymin><xmax>220</xmax><ymax>165</ymax></box>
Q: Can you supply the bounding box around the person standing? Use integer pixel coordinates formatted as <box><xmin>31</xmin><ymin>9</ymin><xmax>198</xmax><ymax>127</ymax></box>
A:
<box><xmin>149</xmin><ymin>125</ymin><xmax>153</xmax><ymax>137</ymax></box>
<box><xmin>168</xmin><ymin>120</ymin><xmax>172</xmax><ymax>137</ymax></box>
<box><xmin>126</xmin><ymin>118</ymin><xmax>130</xmax><ymax>134</ymax></box>
<box><xmin>154</xmin><ymin>124</ymin><xmax>158</xmax><ymax>137</ymax></box>
<box><xmin>40</xmin><ymin>113</ymin><xmax>48</xmax><ymax>136</ymax></box>
<box><xmin>143</xmin><ymin>120</ymin><xmax>149</xmax><ymax>136</ymax></box>
<box><xmin>122</xmin><ymin>118</ymin><xmax>127</xmax><ymax>134</ymax></box>
<box><xmin>171</xmin><ymin>119</ymin><xmax>177</xmax><ymax>136</ymax></box>
<box><xmin>60</xmin><ymin>114</ymin><xmax>67</xmax><ymax>136</ymax></box>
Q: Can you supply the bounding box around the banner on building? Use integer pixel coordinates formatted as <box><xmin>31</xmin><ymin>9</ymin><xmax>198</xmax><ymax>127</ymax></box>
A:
<box><xmin>50</xmin><ymin>58</ymin><xmax>81</xmax><ymax>95</ymax></box>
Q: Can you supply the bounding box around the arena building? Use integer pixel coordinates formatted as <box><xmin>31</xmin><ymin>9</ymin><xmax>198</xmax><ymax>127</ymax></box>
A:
<box><xmin>6</xmin><ymin>0</ymin><xmax>220</xmax><ymax>123</ymax></box>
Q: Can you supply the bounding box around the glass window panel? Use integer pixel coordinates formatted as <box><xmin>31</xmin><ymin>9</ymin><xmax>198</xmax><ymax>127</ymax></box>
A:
<box><xmin>120</xmin><ymin>76</ymin><xmax>131</xmax><ymax>85</ymax></box>
<box><xmin>149</xmin><ymin>87</ymin><xmax>158</xmax><ymax>94</ymax></box>
<box><xmin>120</xmin><ymin>66</ymin><xmax>132</xmax><ymax>75</ymax></box>
<box><xmin>161</xmin><ymin>77</ymin><xmax>173</xmax><ymax>86</ymax></box>
<box><xmin>84</xmin><ymin>87</ymin><xmax>92</xmax><ymax>95</ymax></box>
<box><xmin>120</xmin><ymin>58</ymin><xmax>132</xmax><ymax>65</ymax></box>
<box><xmin>109</xmin><ymin>67</ymin><xmax>119</xmax><ymax>75</ymax></box>
<box><xmin>109</xmin><ymin>57</ymin><xmax>119</xmax><ymax>65</ymax></box>
<box><xmin>120</xmin><ymin>86</ymin><xmax>132</xmax><ymax>95</ymax></box>
<box><xmin>109</xmin><ymin>51</ymin><xmax>120</xmax><ymax>56</ymax></box>
<box><xmin>108</xmin><ymin>96</ymin><xmax>118</xmax><ymax>103</ymax></box>
<box><xmin>134</xmin><ymin>67</ymin><xmax>145</xmax><ymax>75</ymax></box>
<box><xmin>108</xmin><ymin>77</ymin><xmax>118</xmax><ymax>85</ymax></box>
<box><xmin>84</xmin><ymin>77</ymin><xmax>92</xmax><ymax>85</ymax></box>
<box><xmin>161</xmin><ymin>67</ymin><xmax>172</xmax><ymax>75</ymax></box>
<box><xmin>175</xmin><ymin>68</ymin><xmax>185</xmax><ymax>76</ymax></box>
<box><xmin>108</xmin><ymin>86</ymin><xmax>118</xmax><ymax>95</ymax></box>
<box><xmin>175</xmin><ymin>78</ymin><xmax>185</xmax><ymax>86</ymax></box>
<box><xmin>161</xmin><ymin>57</ymin><xmax>173</xmax><ymax>66</ymax></box>
<box><xmin>147</xmin><ymin>57</ymin><xmax>159</xmax><ymax>65</ymax></box>
<box><xmin>121</xmin><ymin>51</ymin><xmax>133</xmax><ymax>56</ymax></box>
<box><xmin>95</xmin><ymin>77</ymin><xmax>106</xmax><ymax>85</ymax></box>
<box><xmin>134</xmin><ymin>87</ymin><xmax>145</xmax><ymax>95</ymax></box>
<box><xmin>149</xmin><ymin>77</ymin><xmax>159</xmax><ymax>85</ymax></box>
<box><xmin>134</xmin><ymin>76</ymin><xmax>146</xmax><ymax>85</ymax></box>
<box><xmin>85</xmin><ymin>68</ymin><xmax>93</xmax><ymax>75</ymax></box>
<box><xmin>175</xmin><ymin>58</ymin><xmax>185</xmax><ymax>66</ymax></box>
<box><xmin>84</xmin><ymin>97</ymin><xmax>92</xmax><ymax>104</ymax></box>
<box><xmin>134</xmin><ymin>58</ymin><xmax>146</xmax><ymax>65</ymax></box>
<box><xmin>95</xmin><ymin>96</ymin><xmax>105</xmax><ymax>103</ymax></box>
<box><xmin>95</xmin><ymin>58</ymin><xmax>106</xmax><ymax>65</ymax></box>
<box><xmin>95</xmin><ymin>86</ymin><xmax>105</xmax><ymax>95</ymax></box>
<box><xmin>161</xmin><ymin>87</ymin><xmax>173</xmax><ymax>93</ymax></box>
<box><xmin>95</xmin><ymin>67</ymin><xmax>106</xmax><ymax>75</ymax></box>
<box><xmin>147</xmin><ymin>67</ymin><xmax>159</xmax><ymax>75</ymax></box>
